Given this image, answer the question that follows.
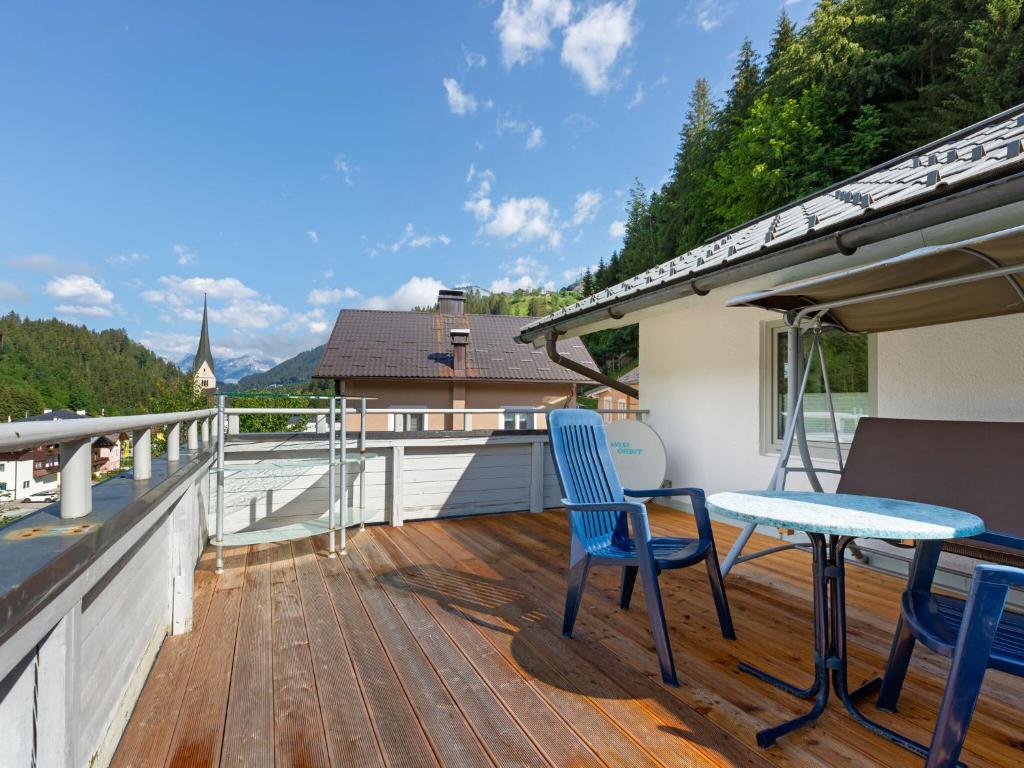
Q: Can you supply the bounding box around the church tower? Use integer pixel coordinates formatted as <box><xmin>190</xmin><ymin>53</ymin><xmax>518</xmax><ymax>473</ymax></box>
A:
<box><xmin>192</xmin><ymin>294</ymin><xmax>216</xmax><ymax>392</ymax></box>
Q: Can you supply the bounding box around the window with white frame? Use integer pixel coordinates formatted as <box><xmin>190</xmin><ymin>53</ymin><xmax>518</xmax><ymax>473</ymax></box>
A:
<box><xmin>391</xmin><ymin>407</ymin><xmax>426</xmax><ymax>432</ymax></box>
<box><xmin>602</xmin><ymin>395</ymin><xmax>613</xmax><ymax>423</ymax></box>
<box><xmin>762</xmin><ymin>322</ymin><xmax>873</xmax><ymax>453</ymax></box>
<box><xmin>616</xmin><ymin>398</ymin><xmax>626</xmax><ymax>421</ymax></box>
<box><xmin>23</xmin><ymin>481</ymin><xmax>30</xmax><ymax>489</ymax></box>
<box><xmin>502</xmin><ymin>409</ymin><xmax>535</xmax><ymax>430</ymax></box>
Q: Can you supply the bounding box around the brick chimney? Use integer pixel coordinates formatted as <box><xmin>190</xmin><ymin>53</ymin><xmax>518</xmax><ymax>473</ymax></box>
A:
<box><xmin>437</xmin><ymin>288</ymin><xmax>466</xmax><ymax>316</ymax></box>
<box><xmin>450</xmin><ymin>328</ymin><xmax>470</xmax><ymax>376</ymax></box>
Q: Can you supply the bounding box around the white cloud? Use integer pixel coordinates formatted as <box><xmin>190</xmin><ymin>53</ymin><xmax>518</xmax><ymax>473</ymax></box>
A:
<box><xmin>306</xmin><ymin>230</ymin><xmax>319</xmax><ymax>244</ymax></box>
<box><xmin>143</xmin><ymin>276</ymin><xmax>259</xmax><ymax>302</ymax></box>
<box><xmin>562</xmin><ymin>264</ymin><xmax>598</xmax><ymax>282</ymax></box>
<box><xmin>207</xmin><ymin>299</ymin><xmax>288</xmax><ymax>329</ymax></box>
<box><xmin>485</xmin><ymin>197</ymin><xmax>561</xmax><ymax>247</ymax></box>
<box><xmin>0</xmin><ymin>281</ymin><xmax>25</xmax><ymax>302</ymax></box>
<box><xmin>609</xmin><ymin>220</ymin><xmax>626</xmax><ymax>238</ymax></box>
<box><xmin>173</xmin><ymin>244</ymin><xmax>197</xmax><ymax>265</ymax></box>
<box><xmin>308</xmin><ymin>286</ymin><xmax>358</xmax><ymax>305</ymax></box>
<box><xmin>463</xmin><ymin>46</ymin><xmax>487</xmax><ymax>69</ymax></box>
<box><xmin>463</xmin><ymin>165</ymin><xmax>496</xmax><ymax>222</ymax></box>
<box><xmin>284</xmin><ymin>307</ymin><xmax>329</xmax><ymax>335</ymax></box>
<box><xmin>334</xmin><ymin>155</ymin><xmax>354</xmax><ymax>185</ymax></box>
<box><xmin>54</xmin><ymin>304</ymin><xmax>113</xmax><ymax>317</ymax></box>
<box><xmin>496</xmin><ymin>117</ymin><xmax>545</xmax><ymax>150</ymax></box>
<box><xmin>571</xmin><ymin>189</ymin><xmax>602</xmax><ymax>226</ymax></box>
<box><xmin>389</xmin><ymin>223</ymin><xmax>452</xmax><ymax>253</ymax></box>
<box><xmin>561</xmin><ymin>1</ymin><xmax>635</xmax><ymax>93</ymax></box>
<box><xmin>688</xmin><ymin>0</ymin><xmax>735</xmax><ymax>32</ymax></box>
<box><xmin>629</xmin><ymin>81</ymin><xmax>645</xmax><ymax>108</ymax></box>
<box><xmin>362</xmin><ymin>276</ymin><xmax>447</xmax><ymax>311</ymax></box>
<box><xmin>443</xmin><ymin>77</ymin><xmax>478</xmax><ymax>115</ymax></box>
<box><xmin>490</xmin><ymin>256</ymin><xmax>556</xmax><ymax>293</ymax></box>
<box><xmin>496</xmin><ymin>0</ymin><xmax>572</xmax><ymax>67</ymax></box>
<box><xmin>46</xmin><ymin>275</ymin><xmax>114</xmax><ymax>308</ymax></box>
<box><xmin>106</xmin><ymin>252</ymin><xmax>148</xmax><ymax>266</ymax></box>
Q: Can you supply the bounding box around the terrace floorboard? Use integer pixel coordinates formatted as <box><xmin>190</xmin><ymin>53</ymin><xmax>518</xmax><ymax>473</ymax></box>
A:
<box><xmin>113</xmin><ymin>507</ymin><xmax>1024</xmax><ymax>767</ymax></box>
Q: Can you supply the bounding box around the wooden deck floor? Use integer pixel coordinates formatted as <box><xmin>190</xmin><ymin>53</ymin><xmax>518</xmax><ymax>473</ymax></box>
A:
<box><xmin>113</xmin><ymin>507</ymin><xmax>1024</xmax><ymax>767</ymax></box>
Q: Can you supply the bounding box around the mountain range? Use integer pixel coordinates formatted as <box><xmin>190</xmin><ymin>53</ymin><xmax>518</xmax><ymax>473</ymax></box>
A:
<box><xmin>175</xmin><ymin>353</ymin><xmax>276</xmax><ymax>384</ymax></box>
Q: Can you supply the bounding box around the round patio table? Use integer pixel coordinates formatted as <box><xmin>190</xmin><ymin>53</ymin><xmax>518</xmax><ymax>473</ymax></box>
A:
<box><xmin>707</xmin><ymin>491</ymin><xmax>984</xmax><ymax>754</ymax></box>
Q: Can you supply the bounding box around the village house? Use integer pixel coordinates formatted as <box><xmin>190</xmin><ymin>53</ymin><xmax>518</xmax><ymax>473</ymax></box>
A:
<box><xmin>315</xmin><ymin>288</ymin><xmax>596</xmax><ymax>431</ymax></box>
<box><xmin>585</xmin><ymin>366</ymin><xmax>640</xmax><ymax>421</ymax></box>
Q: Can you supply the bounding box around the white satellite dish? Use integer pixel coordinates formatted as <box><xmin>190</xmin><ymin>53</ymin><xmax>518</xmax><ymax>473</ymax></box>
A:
<box><xmin>603</xmin><ymin>419</ymin><xmax>667</xmax><ymax>502</ymax></box>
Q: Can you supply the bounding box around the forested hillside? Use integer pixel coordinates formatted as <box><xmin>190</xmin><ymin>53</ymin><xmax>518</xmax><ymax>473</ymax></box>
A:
<box><xmin>0</xmin><ymin>313</ymin><xmax>200</xmax><ymax>421</ymax></box>
<box><xmin>581</xmin><ymin>0</ymin><xmax>1024</xmax><ymax>369</ymax></box>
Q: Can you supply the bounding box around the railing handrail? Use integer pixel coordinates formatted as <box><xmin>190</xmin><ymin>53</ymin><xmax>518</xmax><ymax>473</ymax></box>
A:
<box><xmin>0</xmin><ymin>408</ymin><xmax>218</xmax><ymax>453</ymax></box>
<box><xmin>222</xmin><ymin>406</ymin><xmax>650</xmax><ymax>416</ymax></box>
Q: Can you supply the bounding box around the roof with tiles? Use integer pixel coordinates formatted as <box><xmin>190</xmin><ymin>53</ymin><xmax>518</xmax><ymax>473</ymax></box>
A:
<box><xmin>315</xmin><ymin>308</ymin><xmax>597</xmax><ymax>382</ymax></box>
<box><xmin>585</xmin><ymin>366</ymin><xmax>639</xmax><ymax>396</ymax></box>
<box><xmin>519</xmin><ymin>104</ymin><xmax>1024</xmax><ymax>339</ymax></box>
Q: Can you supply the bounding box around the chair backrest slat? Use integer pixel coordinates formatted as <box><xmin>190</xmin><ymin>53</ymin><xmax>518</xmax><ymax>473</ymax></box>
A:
<box><xmin>548</xmin><ymin>410</ymin><xmax>626</xmax><ymax>548</ymax></box>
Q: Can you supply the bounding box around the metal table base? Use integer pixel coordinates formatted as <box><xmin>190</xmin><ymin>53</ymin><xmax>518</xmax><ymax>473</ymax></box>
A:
<box><xmin>739</xmin><ymin>534</ymin><xmax>958</xmax><ymax>765</ymax></box>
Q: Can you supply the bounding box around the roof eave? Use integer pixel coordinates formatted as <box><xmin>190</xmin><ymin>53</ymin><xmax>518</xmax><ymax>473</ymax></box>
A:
<box><xmin>516</xmin><ymin>169</ymin><xmax>1024</xmax><ymax>344</ymax></box>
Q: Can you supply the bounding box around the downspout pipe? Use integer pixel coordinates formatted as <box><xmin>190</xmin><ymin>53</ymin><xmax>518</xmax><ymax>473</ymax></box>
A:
<box><xmin>544</xmin><ymin>331</ymin><xmax>639</xmax><ymax>399</ymax></box>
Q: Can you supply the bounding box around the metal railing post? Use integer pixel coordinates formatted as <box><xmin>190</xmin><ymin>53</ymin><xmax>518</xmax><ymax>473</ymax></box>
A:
<box><xmin>340</xmin><ymin>394</ymin><xmax>348</xmax><ymax>555</ymax></box>
<box><xmin>328</xmin><ymin>396</ymin><xmax>337</xmax><ymax>557</ymax></box>
<box><xmin>132</xmin><ymin>428</ymin><xmax>152</xmax><ymax>480</ymax></box>
<box><xmin>58</xmin><ymin>439</ymin><xmax>92</xmax><ymax>519</ymax></box>
<box><xmin>215</xmin><ymin>395</ymin><xmax>226</xmax><ymax>573</ymax></box>
<box><xmin>187</xmin><ymin>419</ymin><xmax>199</xmax><ymax>450</ymax></box>
<box><xmin>359</xmin><ymin>397</ymin><xmax>367</xmax><ymax>530</ymax></box>
<box><xmin>167</xmin><ymin>422</ymin><xmax>180</xmax><ymax>463</ymax></box>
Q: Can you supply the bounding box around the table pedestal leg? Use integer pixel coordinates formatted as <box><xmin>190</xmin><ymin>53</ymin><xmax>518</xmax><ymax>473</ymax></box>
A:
<box><xmin>740</xmin><ymin>535</ymin><xmax>967</xmax><ymax>766</ymax></box>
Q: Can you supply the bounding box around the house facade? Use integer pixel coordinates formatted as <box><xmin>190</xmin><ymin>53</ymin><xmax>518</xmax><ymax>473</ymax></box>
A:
<box><xmin>586</xmin><ymin>367</ymin><xmax>640</xmax><ymax>421</ymax></box>
<box><xmin>315</xmin><ymin>289</ymin><xmax>596</xmax><ymax>431</ymax></box>
<box><xmin>519</xmin><ymin>105</ymin><xmax>1024</xmax><ymax>514</ymax></box>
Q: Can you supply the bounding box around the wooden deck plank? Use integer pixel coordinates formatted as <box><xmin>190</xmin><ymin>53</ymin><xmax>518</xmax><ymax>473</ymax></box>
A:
<box><xmin>356</xmin><ymin>530</ymin><xmax>600</xmax><ymax>768</ymax></box>
<box><xmin>270</xmin><ymin>542</ymin><xmax>331</xmax><ymax>768</ymax></box>
<box><xmin>317</xmin><ymin>540</ymin><xmax>442</xmax><ymax>768</ymax></box>
<box><xmin>463</xmin><ymin>514</ymin><xmax>896</xmax><ymax>768</ymax></box>
<box><xmin>385</xmin><ymin>523</ymin><xmax>761</xmax><ymax>768</ymax></box>
<box><xmin>117</xmin><ymin>508</ymin><xmax>1024</xmax><ymax>768</ymax></box>
<box><xmin>498</xmin><ymin>510</ymin><xmax>1024</xmax><ymax>768</ymax></box>
<box><xmin>221</xmin><ymin>543</ymin><xmax>274</xmax><ymax>768</ymax></box>
<box><xmin>111</xmin><ymin>551</ymin><xmax>219</xmax><ymax>768</ymax></box>
<box><xmin>340</xmin><ymin>532</ymin><xmax>500</xmax><ymax>767</ymax></box>
<box><xmin>291</xmin><ymin>537</ymin><xmax>385</xmax><ymax>768</ymax></box>
<box><xmin>163</xmin><ymin>546</ymin><xmax>247</xmax><ymax>768</ymax></box>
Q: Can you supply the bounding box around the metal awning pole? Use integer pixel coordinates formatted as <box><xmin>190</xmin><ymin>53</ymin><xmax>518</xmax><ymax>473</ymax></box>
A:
<box><xmin>328</xmin><ymin>395</ymin><xmax>337</xmax><ymax>557</ymax></box>
<box><xmin>359</xmin><ymin>397</ymin><xmax>367</xmax><ymax>531</ymax></box>
<box><xmin>340</xmin><ymin>394</ymin><xmax>348</xmax><ymax>555</ymax></box>
<box><xmin>215</xmin><ymin>394</ymin><xmax>225</xmax><ymax>574</ymax></box>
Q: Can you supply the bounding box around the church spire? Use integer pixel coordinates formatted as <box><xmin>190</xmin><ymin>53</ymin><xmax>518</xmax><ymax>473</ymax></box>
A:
<box><xmin>192</xmin><ymin>293</ymin><xmax>216</xmax><ymax>391</ymax></box>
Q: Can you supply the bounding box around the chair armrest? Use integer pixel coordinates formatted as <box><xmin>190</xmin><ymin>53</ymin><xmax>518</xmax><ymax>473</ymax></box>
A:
<box><xmin>624</xmin><ymin>487</ymin><xmax>714</xmax><ymax>541</ymax></box>
<box><xmin>972</xmin><ymin>562</ymin><xmax>1024</xmax><ymax>590</ymax></box>
<box><xmin>561</xmin><ymin>499</ymin><xmax>652</xmax><ymax>543</ymax></box>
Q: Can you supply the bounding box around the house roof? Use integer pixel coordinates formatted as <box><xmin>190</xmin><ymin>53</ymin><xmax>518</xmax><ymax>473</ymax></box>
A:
<box><xmin>193</xmin><ymin>295</ymin><xmax>215</xmax><ymax>375</ymax></box>
<box><xmin>518</xmin><ymin>103</ymin><xmax>1024</xmax><ymax>343</ymax></box>
<box><xmin>16</xmin><ymin>409</ymin><xmax>87</xmax><ymax>422</ymax></box>
<box><xmin>315</xmin><ymin>309</ymin><xmax>597</xmax><ymax>383</ymax></box>
<box><xmin>586</xmin><ymin>366</ymin><xmax>639</xmax><ymax>396</ymax></box>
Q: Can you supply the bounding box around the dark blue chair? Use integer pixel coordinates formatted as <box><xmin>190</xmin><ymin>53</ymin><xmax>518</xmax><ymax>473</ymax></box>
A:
<box><xmin>547</xmin><ymin>409</ymin><xmax>734</xmax><ymax>686</ymax></box>
<box><xmin>877</xmin><ymin>550</ymin><xmax>1024</xmax><ymax>767</ymax></box>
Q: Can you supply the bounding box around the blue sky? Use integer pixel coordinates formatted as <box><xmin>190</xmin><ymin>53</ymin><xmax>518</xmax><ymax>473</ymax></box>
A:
<box><xmin>1</xmin><ymin>0</ymin><xmax>811</xmax><ymax>363</ymax></box>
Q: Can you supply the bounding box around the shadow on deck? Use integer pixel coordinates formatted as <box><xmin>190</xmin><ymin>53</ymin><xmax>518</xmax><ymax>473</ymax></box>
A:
<box><xmin>113</xmin><ymin>507</ymin><xmax>1024</xmax><ymax>767</ymax></box>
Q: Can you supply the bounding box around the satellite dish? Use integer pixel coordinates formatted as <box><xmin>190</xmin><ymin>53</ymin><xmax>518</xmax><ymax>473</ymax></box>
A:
<box><xmin>603</xmin><ymin>419</ymin><xmax>667</xmax><ymax>502</ymax></box>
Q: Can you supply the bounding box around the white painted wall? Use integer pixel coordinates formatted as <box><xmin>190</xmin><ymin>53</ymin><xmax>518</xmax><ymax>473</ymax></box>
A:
<box><xmin>876</xmin><ymin>313</ymin><xmax>1024</xmax><ymax>421</ymax></box>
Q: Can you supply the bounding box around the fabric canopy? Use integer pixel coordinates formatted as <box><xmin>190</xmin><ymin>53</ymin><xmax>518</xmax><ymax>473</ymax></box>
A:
<box><xmin>727</xmin><ymin>225</ymin><xmax>1024</xmax><ymax>333</ymax></box>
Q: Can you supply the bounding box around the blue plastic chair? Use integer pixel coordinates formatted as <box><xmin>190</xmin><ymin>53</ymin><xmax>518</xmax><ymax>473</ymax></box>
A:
<box><xmin>547</xmin><ymin>409</ymin><xmax>734</xmax><ymax>686</ymax></box>
<box><xmin>877</xmin><ymin>545</ymin><xmax>1024</xmax><ymax>767</ymax></box>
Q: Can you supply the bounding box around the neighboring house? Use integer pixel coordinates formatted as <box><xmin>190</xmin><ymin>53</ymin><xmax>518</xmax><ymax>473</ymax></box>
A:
<box><xmin>586</xmin><ymin>367</ymin><xmax>640</xmax><ymax>422</ymax></box>
<box><xmin>315</xmin><ymin>289</ymin><xmax>596</xmax><ymax>431</ymax></box>
<box><xmin>0</xmin><ymin>447</ymin><xmax>59</xmax><ymax>499</ymax></box>
<box><xmin>91</xmin><ymin>435</ymin><xmax>121</xmax><ymax>475</ymax></box>
<box><xmin>192</xmin><ymin>294</ymin><xmax>217</xmax><ymax>393</ymax></box>
<box><xmin>519</xmin><ymin>104</ymin><xmax>1024</xmax><ymax>503</ymax></box>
